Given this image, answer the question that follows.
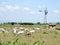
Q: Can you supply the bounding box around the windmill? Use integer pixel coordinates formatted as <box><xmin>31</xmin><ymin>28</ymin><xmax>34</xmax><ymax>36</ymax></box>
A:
<box><xmin>39</xmin><ymin>8</ymin><xmax>48</xmax><ymax>24</ymax></box>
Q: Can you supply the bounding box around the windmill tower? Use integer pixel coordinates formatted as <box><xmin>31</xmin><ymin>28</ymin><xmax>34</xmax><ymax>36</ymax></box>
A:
<box><xmin>39</xmin><ymin>8</ymin><xmax>48</xmax><ymax>24</ymax></box>
<box><xmin>39</xmin><ymin>8</ymin><xmax>48</xmax><ymax>29</ymax></box>
<box><xmin>44</xmin><ymin>8</ymin><xmax>48</xmax><ymax>24</ymax></box>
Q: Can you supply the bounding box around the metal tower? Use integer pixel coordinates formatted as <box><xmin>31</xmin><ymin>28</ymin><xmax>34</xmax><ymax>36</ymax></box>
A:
<box><xmin>44</xmin><ymin>8</ymin><xmax>48</xmax><ymax>24</ymax></box>
<box><xmin>39</xmin><ymin>8</ymin><xmax>48</xmax><ymax>24</ymax></box>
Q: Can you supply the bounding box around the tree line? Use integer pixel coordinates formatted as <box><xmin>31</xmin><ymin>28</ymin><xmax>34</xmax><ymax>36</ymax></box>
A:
<box><xmin>2</xmin><ymin>22</ymin><xmax>41</xmax><ymax>25</ymax></box>
<box><xmin>1</xmin><ymin>22</ymin><xmax>60</xmax><ymax>25</ymax></box>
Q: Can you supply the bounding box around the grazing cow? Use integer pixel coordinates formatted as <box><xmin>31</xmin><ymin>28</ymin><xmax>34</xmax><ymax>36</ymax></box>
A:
<box><xmin>24</xmin><ymin>28</ymin><xmax>29</xmax><ymax>31</ymax></box>
<box><xmin>25</xmin><ymin>30</ymin><xmax>31</xmax><ymax>36</ymax></box>
<box><xmin>25</xmin><ymin>30</ymin><xmax>35</xmax><ymax>36</ymax></box>
<box><xmin>47</xmin><ymin>24</ymin><xmax>56</xmax><ymax>30</ymax></box>
<box><xmin>13</xmin><ymin>29</ymin><xmax>17</xmax><ymax>34</ymax></box>
<box><xmin>29</xmin><ymin>30</ymin><xmax>35</xmax><ymax>34</ymax></box>
<box><xmin>19</xmin><ymin>27</ymin><xmax>25</xmax><ymax>31</ymax></box>
<box><xmin>49</xmin><ymin>24</ymin><xmax>56</xmax><ymax>28</ymax></box>
<box><xmin>17</xmin><ymin>31</ymin><xmax>25</xmax><ymax>34</ymax></box>
<box><xmin>1</xmin><ymin>28</ymin><xmax>5</xmax><ymax>33</ymax></box>
<box><xmin>34</xmin><ymin>27</ymin><xmax>40</xmax><ymax>30</ymax></box>
<box><xmin>25</xmin><ymin>31</ymin><xmax>31</xmax><ymax>36</ymax></box>
<box><xmin>0</xmin><ymin>28</ymin><xmax>8</xmax><ymax>33</ymax></box>
<box><xmin>13</xmin><ymin>27</ymin><xmax>17</xmax><ymax>34</ymax></box>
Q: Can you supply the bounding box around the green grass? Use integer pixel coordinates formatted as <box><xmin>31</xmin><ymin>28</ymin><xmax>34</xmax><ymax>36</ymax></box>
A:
<box><xmin>0</xmin><ymin>24</ymin><xmax>60</xmax><ymax>45</ymax></box>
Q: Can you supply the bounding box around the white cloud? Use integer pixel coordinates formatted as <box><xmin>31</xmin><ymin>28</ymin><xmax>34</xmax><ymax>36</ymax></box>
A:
<box><xmin>5</xmin><ymin>5</ymin><xmax>20</xmax><ymax>10</ymax></box>
<box><xmin>53</xmin><ymin>10</ymin><xmax>59</xmax><ymax>14</ymax></box>
<box><xmin>30</xmin><ymin>11</ymin><xmax>35</xmax><ymax>14</ymax></box>
<box><xmin>24</xmin><ymin>7</ymin><xmax>30</xmax><ymax>11</ymax></box>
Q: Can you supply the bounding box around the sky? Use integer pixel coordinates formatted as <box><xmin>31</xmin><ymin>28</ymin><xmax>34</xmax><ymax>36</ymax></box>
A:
<box><xmin>0</xmin><ymin>0</ymin><xmax>60</xmax><ymax>23</ymax></box>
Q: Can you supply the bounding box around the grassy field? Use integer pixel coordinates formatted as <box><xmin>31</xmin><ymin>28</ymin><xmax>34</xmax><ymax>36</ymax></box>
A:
<box><xmin>0</xmin><ymin>24</ymin><xmax>60</xmax><ymax>45</ymax></box>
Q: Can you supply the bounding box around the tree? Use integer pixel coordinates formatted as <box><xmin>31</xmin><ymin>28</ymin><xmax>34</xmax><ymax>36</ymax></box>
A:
<box><xmin>37</xmin><ymin>22</ymin><xmax>41</xmax><ymax>25</ymax></box>
<box><xmin>56</xmin><ymin>22</ymin><xmax>60</xmax><ymax>24</ymax></box>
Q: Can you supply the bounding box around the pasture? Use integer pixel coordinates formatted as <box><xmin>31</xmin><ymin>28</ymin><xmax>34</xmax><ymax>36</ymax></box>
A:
<box><xmin>0</xmin><ymin>24</ymin><xmax>60</xmax><ymax>45</ymax></box>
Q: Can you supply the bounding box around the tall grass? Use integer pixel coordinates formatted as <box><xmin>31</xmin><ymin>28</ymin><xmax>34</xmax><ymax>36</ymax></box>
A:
<box><xmin>33</xmin><ymin>40</ymin><xmax>46</xmax><ymax>45</ymax></box>
<box><xmin>0</xmin><ymin>24</ymin><xmax>60</xmax><ymax>45</ymax></box>
<box><xmin>0</xmin><ymin>40</ymin><xmax>46</xmax><ymax>45</ymax></box>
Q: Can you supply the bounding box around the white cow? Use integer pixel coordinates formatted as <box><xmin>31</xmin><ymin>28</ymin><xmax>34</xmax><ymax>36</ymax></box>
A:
<box><xmin>13</xmin><ymin>27</ymin><xmax>17</xmax><ymax>34</ymax></box>
<box><xmin>0</xmin><ymin>28</ymin><xmax>8</xmax><ymax>33</ymax></box>
<box><xmin>24</xmin><ymin>28</ymin><xmax>29</xmax><ymax>31</ymax></box>
<box><xmin>29</xmin><ymin>30</ymin><xmax>35</xmax><ymax>34</ymax></box>
<box><xmin>34</xmin><ymin>27</ymin><xmax>40</xmax><ymax>30</ymax></box>
<box><xmin>19</xmin><ymin>27</ymin><xmax>25</xmax><ymax>31</ymax></box>
<box><xmin>17</xmin><ymin>31</ymin><xmax>25</xmax><ymax>34</ymax></box>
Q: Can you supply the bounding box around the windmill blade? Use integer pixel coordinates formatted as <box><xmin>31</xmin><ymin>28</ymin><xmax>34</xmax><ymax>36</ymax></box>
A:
<box><xmin>45</xmin><ymin>10</ymin><xmax>48</xmax><ymax>15</ymax></box>
<box><xmin>44</xmin><ymin>8</ymin><xmax>48</xmax><ymax>15</ymax></box>
<box><xmin>39</xmin><ymin>10</ymin><xmax>42</xmax><ymax>12</ymax></box>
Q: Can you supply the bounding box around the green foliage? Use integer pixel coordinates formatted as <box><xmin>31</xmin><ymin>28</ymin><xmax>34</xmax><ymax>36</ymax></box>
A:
<box><xmin>11</xmin><ymin>22</ymin><xmax>16</xmax><ymax>25</ymax></box>
<box><xmin>40</xmin><ymin>40</ymin><xmax>46</xmax><ymax>45</ymax></box>
<box><xmin>20</xmin><ymin>43</ymin><xmax>26</xmax><ymax>45</ymax></box>
<box><xmin>36</xmin><ymin>22</ymin><xmax>41</xmax><ymax>25</ymax></box>
<box><xmin>33</xmin><ymin>40</ymin><xmax>46</xmax><ymax>45</ymax></box>
<box><xmin>19</xmin><ymin>22</ymin><xmax>34</xmax><ymax>25</ymax></box>
<box><xmin>3</xmin><ymin>22</ymin><xmax>17</xmax><ymax>25</ymax></box>
<box><xmin>0</xmin><ymin>42</ymin><xmax>2</xmax><ymax>45</ymax></box>
<box><xmin>33</xmin><ymin>41</ymin><xmax>40</xmax><ymax>45</ymax></box>
<box><xmin>56</xmin><ymin>22</ymin><xmax>60</xmax><ymax>24</ymax></box>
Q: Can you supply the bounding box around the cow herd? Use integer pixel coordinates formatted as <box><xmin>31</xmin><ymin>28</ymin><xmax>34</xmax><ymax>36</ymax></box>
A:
<box><xmin>0</xmin><ymin>27</ymin><xmax>40</xmax><ymax>36</ymax></box>
<box><xmin>0</xmin><ymin>25</ymin><xmax>60</xmax><ymax>36</ymax></box>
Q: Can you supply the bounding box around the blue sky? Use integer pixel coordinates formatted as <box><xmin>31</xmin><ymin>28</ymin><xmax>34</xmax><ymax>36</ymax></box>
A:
<box><xmin>0</xmin><ymin>0</ymin><xmax>60</xmax><ymax>23</ymax></box>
